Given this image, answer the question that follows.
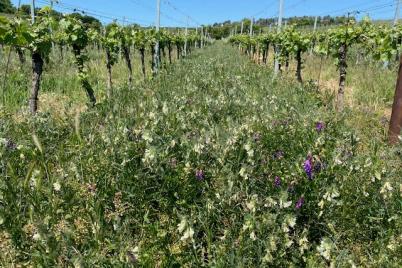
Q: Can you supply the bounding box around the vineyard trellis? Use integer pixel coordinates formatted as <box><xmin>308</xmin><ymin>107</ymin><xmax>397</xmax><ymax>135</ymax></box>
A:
<box><xmin>229</xmin><ymin>17</ymin><xmax>402</xmax><ymax>144</ymax></box>
<box><xmin>0</xmin><ymin>6</ymin><xmax>209</xmax><ymax>113</ymax></box>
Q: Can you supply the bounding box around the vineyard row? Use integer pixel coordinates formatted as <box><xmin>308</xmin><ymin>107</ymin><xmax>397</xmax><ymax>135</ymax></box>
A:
<box><xmin>0</xmin><ymin>7</ymin><xmax>210</xmax><ymax>113</ymax></box>
<box><xmin>229</xmin><ymin>18</ymin><xmax>402</xmax><ymax>144</ymax></box>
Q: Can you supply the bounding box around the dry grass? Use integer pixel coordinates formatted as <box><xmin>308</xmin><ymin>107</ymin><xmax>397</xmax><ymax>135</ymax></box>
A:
<box><xmin>246</xmin><ymin>46</ymin><xmax>397</xmax><ymax>150</ymax></box>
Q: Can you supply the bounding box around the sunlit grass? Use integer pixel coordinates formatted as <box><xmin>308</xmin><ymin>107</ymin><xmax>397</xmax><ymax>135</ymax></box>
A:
<box><xmin>0</xmin><ymin>42</ymin><xmax>401</xmax><ymax>267</ymax></box>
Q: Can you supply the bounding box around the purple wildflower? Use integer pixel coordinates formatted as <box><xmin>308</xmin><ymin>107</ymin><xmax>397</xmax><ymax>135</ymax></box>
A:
<box><xmin>274</xmin><ymin>176</ymin><xmax>281</xmax><ymax>188</ymax></box>
<box><xmin>4</xmin><ymin>138</ymin><xmax>16</xmax><ymax>151</ymax></box>
<box><xmin>273</xmin><ymin>150</ymin><xmax>284</xmax><ymax>160</ymax></box>
<box><xmin>316</xmin><ymin>122</ymin><xmax>325</xmax><ymax>133</ymax></box>
<box><xmin>295</xmin><ymin>197</ymin><xmax>305</xmax><ymax>209</ymax></box>
<box><xmin>253</xmin><ymin>132</ymin><xmax>262</xmax><ymax>142</ymax></box>
<box><xmin>196</xmin><ymin>169</ymin><xmax>205</xmax><ymax>181</ymax></box>
<box><xmin>304</xmin><ymin>155</ymin><xmax>313</xmax><ymax>180</ymax></box>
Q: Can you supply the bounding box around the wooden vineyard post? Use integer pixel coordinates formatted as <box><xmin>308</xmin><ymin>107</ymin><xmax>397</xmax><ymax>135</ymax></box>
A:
<box><xmin>31</xmin><ymin>0</ymin><xmax>35</xmax><ymax>24</ymax></box>
<box><xmin>249</xmin><ymin>17</ymin><xmax>254</xmax><ymax>36</ymax></box>
<box><xmin>337</xmin><ymin>43</ymin><xmax>347</xmax><ymax>112</ymax></box>
<box><xmin>239</xmin><ymin>21</ymin><xmax>244</xmax><ymax>50</ymax></box>
<box><xmin>274</xmin><ymin>0</ymin><xmax>284</xmax><ymax>75</ymax></box>
<box><xmin>389</xmin><ymin>55</ymin><xmax>402</xmax><ymax>144</ymax></box>
<box><xmin>153</xmin><ymin>0</ymin><xmax>161</xmax><ymax>76</ymax></box>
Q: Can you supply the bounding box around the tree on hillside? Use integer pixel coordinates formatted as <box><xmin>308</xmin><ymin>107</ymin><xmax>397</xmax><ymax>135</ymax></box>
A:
<box><xmin>18</xmin><ymin>4</ymin><xmax>62</xmax><ymax>19</ymax></box>
<box><xmin>0</xmin><ymin>0</ymin><xmax>15</xmax><ymax>14</ymax></box>
<box><xmin>69</xmin><ymin>12</ymin><xmax>102</xmax><ymax>31</ymax></box>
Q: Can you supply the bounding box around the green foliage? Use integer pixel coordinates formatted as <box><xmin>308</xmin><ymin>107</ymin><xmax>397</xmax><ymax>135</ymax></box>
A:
<box><xmin>0</xmin><ymin>0</ymin><xmax>15</xmax><ymax>14</ymax></box>
<box><xmin>26</xmin><ymin>9</ymin><xmax>53</xmax><ymax>59</ymax></box>
<box><xmin>120</xmin><ymin>25</ymin><xmax>133</xmax><ymax>48</ymax></box>
<box><xmin>17</xmin><ymin>4</ymin><xmax>31</xmax><ymax>16</ymax></box>
<box><xmin>68</xmin><ymin>12</ymin><xmax>102</xmax><ymax>32</ymax></box>
<box><xmin>146</xmin><ymin>28</ymin><xmax>158</xmax><ymax>46</ymax></box>
<box><xmin>132</xmin><ymin>27</ymin><xmax>148</xmax><ymax>50</ymax></box>
<box><xmin>0</xmin><ymin>16</ymin><xmax>31</xmax><ymax>47</ymax></box>
<box><xmin>360</xmin><ymin>19</ymin><xmax>402</xmax><ymax>62</ymax></box>
<box><xmin>59</xmin><ymin>16</ymin><xmax>90</xmax><ymax>50</ymax></box>
<box><xmin>325</xmin><ymin>20</ymin><xmax>363</xmax><ymax>56</ymax></box>
<box><xmin>103</xmin><ymin>23</ymin><xmax>121</xmax><ymax>66</ymax></box>
<box><xmin>280</xmin><ymin>26</ymin><xmax>311</xmax><ymax>55</ymax></box>
<box><xmin>0</xmin><ymin>8</ymin><xmax>53</xmax><ymax>59</ymax></box>
<box><xmin>230</xmin><ymin>18</ymin><xmax>402</xmax><ymax>68</ymax></box>
<box><xmin>0</xmin><ymin>43</ymin><xmax>400</xmax><ymax>267</ymax></box>
<box><xmin>58</xmin><ymin>16</ymin><xmax>95</xmax><ymax>104</ymax></box>
<box><xmin>172</xmin><ymin>33</ymin><xmax>185</xmax><ymax>47</ymax></box>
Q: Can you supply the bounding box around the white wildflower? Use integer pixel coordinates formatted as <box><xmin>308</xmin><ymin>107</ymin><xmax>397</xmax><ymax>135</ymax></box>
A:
<box><xmin>386</xmin><ymin>236</ymin><xmax>397</xmax><ymax>251</ymax></box>
<box><xmin>183</xmin><ymin>162</ymin><xmax>191</xmax><ymax>174</ymax></box>
<box><xmin>149</xmin><ymin>112</ymin><xmax>156</xmax><ymax>120</ymax></box>
<box><xmin>317</xmin><ymin>238</ymin><xmax>334</xmax><ymax>261</ymax></box>
<box><xmin>279</xmin><ymin>199</ymin><xmax>292</xmax><ymax>209</ymax></box>
<box><xmin>239</xmin><ymin>167</ymin><xmax>248</xmax><ymax>179</ymax></box>
<box><xmin>299</xmin><ymin>236</ymin><xmax>309</xmax><ymax>254</ymax></box>
<box><xmin>30</xmin><ymin>169</ymin><xmax>40</xmax><ymax>188</ymax></box>
<box><xmin>250</xmin><ymin>231</ymin><xmax>257</xmax><ymax>241</ymax></box>
<box><xmin>194</xmin><ymin>143</ymin><xmax>204</xmax><ymax>154</ymax></box>
<box><xmin>285</xmin><ymin>237</ymin><xmax>294</xmax><ymax>248</ymax></box>
<box><xmin>262</xmin><ymin>251</ymin><xmax>273</xmax><ymax>264</ymax></box>
<box><xmin>177</xmin><ymin>218</ymin><xmax>187</xmax><ymax>233</ymax></box>
<box><xmin>142</xmin><ymin>130</ymin><xmax>153</xmax><ymax>143</ymax></box>
<box><xmin>244</xmin><ymin>143</ymin><xmax>254</xmax><ymax>158</ymax></box>
<box><xmin>380</xmin><ymin>182</ymin><xmax>394</xmax><ymax>199</ymax></box>
<box><xmin>319</xmin><ymin>211</ymin><xmax>323</xmax><ymax>217</ymax></box>
<box><xmin>170</xmin><ymin>140</ymin><xmax>176</xmax><ymax>148</ymax></box>
<box><xmin>130</xmin><ymin>246</ymin><xmax>140</xmax><ymax>261</ymax></box>
<box><xmin>143</xmin><ymin>147</ymin><xmax>156</xmax><ymax>164</ymax></box>
<box><xmin>53</xmin><ymin>182</ymin><xmax>61</xmax><ymax>192</ymax></box>
<box><xmin>32</xmin><ymin>233</ymin><xmax>42</xmax><ymax>241</ymax></box>
<box><xmin>162</xmin><ymin>102</ymin><xmax>169</xmax><ymax>114</ymax></box>
<box><xmin>246</xmin><ymin>200</ymin><xmax>256</xmax><ymax>213</ymax></box>
<box><xmin>180</xmin><ymin>227</ymin><xmax>194</xmax><ymax>243</ymax></box>
<box><xmin>242</xmin><ymin>219</ymin><xmax>253</xmax><ymax>231</ymax></box>
<box><xmin>282</xmin><ymin>215</ymin><xmax>296</xmax><ymax>232</ymax></box>
<box><xmin>287</xmin><ymin>216</ymin><xmax>296</xmax><ymax>228</ymax></box>
<box><xmin>264</xmin><ymin>197</ymin><xmax>277</xmax><ymax>208</ymax></box>
<box><xmin>318</xmin><ymin>200</ymin><xmax>325</xmax><ymax>209</ymax></box>
<box><xmin>268</xmin><ymin>235</ymin><xmax>277</xmax><ymax>251</ymax></box>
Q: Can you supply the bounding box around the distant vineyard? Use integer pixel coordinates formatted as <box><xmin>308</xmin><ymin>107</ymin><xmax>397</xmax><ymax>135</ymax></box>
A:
<box><xmin>0</xmin><ymin>7</ymin><xmax>209</xmax><ymax>113</ymax></box>
<box><xmin>229</xmin><ymin>18</ymin><xmax>402</xmax><ymax>144</ymax></box>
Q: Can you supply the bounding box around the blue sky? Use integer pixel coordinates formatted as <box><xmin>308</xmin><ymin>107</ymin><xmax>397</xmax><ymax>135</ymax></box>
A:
<box><xmin>12</xmin><ymin>0</ymin><xmax>399</xmax><ymax>27</ymax></box>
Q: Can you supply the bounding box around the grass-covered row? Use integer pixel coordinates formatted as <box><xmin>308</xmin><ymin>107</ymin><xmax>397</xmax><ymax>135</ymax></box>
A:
<box><xmin>0</xmin><ymin>43</ymin><xmax>401</xmax><ymax>266</ymax></box>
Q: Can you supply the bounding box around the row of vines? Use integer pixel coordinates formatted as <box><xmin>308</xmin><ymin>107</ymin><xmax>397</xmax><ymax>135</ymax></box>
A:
<box><xmin>0</xmin><ymin>7</ymin><xmax>209</xmax><ymax>114</ymax></box>
<box><xmin>229</xmin><ymin>18</ymin><xmax>402</xmax><ymax>144</ymax></box>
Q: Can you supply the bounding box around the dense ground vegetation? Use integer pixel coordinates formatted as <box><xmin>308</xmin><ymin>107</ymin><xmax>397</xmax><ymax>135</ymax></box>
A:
<box><xmin>1</xmin><ymin>42</ymin><xmax>401</xmax><ymax>266</ymax></box>
<box><xmin>230</xmin><ymin>19</ymin><xmax>402</xmax><ymax>143</ymax></box>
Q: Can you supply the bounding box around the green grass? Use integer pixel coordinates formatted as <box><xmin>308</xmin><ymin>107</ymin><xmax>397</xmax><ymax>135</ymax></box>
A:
<box><xmin>0</xmin><ymin>42</ymin><xmax>401</xmax><ymax>267</ymax></box>
<box><xmin>0</xmin><ymin>45</ymin><xmax>179</xmax><ymax>114</ymax></box>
